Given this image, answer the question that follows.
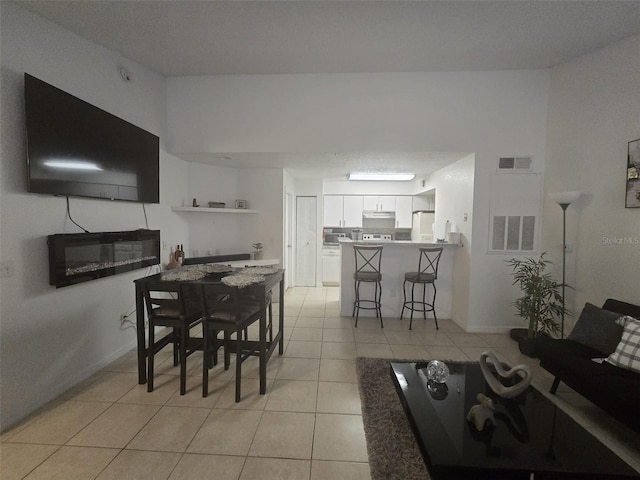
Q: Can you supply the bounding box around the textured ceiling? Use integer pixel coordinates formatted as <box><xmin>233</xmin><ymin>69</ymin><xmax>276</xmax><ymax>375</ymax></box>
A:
<box><xmin>13</xmin><ymin>0</ymin><xmax>640</xmax><ymax>178</ymax></box>
<box><xmin>15</xmin><ymin>1</ymin><xmax>640</xmax><ymax>76</ymax></box>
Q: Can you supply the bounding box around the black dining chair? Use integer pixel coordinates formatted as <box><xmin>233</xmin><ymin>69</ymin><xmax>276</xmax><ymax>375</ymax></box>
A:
<box><xmin>401</xmin><ymin>247</ymin><xmax>443</xmax><ymax>330</ymax></box>
<box><xmin>141</xmin><ymin>281</ymin><xmax>203</xmax><ymax>395</ymax></box>
<box><xmin>200</xmin><ymin>284</ymin><xmax>272</xmax><ymax>401</ymax></box>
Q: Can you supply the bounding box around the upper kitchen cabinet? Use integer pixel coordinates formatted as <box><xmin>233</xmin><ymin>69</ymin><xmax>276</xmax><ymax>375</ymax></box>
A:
<box><xmin>363</xmin><ymin>195</ymin><xmax>396</xmax><ymax>211</ymax></box>
<box><xmin>395</xmin><ymin>196</ymin><xmax>413</xmax><ymax>228</ymax></box>
<box><xmin>323</xmin><ymin>195</ymin><xmax>363</xmax><ymax>227</ymax></box>
<box><xmin>343</xmin><ymin>196</ymin><xmax>364</xmax><ymax>227</ymax></box>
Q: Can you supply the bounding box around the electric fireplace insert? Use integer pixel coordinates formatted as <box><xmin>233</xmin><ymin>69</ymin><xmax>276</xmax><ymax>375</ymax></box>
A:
<box><xmin>48</xmin><ymin>229</ymin><xmax>160</xmax><ymax>288</ymax></box>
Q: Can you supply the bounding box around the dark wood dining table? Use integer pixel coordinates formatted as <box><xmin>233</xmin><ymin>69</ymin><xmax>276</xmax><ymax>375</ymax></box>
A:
<box><xmin>133</xmin><ymin>268</ymin><xmax>285</xmax><ymax>396</ymax></box>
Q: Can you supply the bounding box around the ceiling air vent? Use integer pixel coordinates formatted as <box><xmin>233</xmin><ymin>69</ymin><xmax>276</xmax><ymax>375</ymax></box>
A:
<box><xmin>498</xmin><ymin>156</ymin><xmax>532</xmax><ymax>171</ymax></box>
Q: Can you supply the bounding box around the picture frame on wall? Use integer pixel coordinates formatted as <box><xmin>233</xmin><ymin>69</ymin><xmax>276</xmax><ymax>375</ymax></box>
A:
<box><xmin>626</xmin><ymin>138</ymin><xmax>640</xmax><ymax>208</ymax></box>
<box><xmin>235</xmin><ymin>199</ymin><xmax>247</xmax><ymax>209</ymax></box>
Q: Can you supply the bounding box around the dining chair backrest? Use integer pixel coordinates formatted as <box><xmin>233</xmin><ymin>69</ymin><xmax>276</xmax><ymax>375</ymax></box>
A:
<box><xmin>200</xmin><ymin>283</ymin><xmax>260</xmax><ymax>326</ymax></box>
<box><xmin>142</xmin><ymin>280</ymin><xmax>188</xmax><ymax>319</ymax></box>
<box><xmin>417</xmin><ymin>247</ymin><xmax>443</xmax><ymax>280</ymax></box>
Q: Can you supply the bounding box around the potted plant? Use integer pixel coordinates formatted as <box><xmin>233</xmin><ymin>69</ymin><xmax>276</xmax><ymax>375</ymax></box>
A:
<box><xmin>252</xmin><ymin>242</ymin><xmax>264</xmax><ymax>260</ymax></box>
<box><xmin>507</xmin><ymin>252</ymin><xmax>566</xmax><ymax>357</ymax></box>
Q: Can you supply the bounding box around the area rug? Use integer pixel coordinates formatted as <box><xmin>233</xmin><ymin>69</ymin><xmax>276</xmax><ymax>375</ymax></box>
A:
<box><xmin>356</xmin><ymin>357</ymin><xmax>431</xmax><ymax>480</ymax></box>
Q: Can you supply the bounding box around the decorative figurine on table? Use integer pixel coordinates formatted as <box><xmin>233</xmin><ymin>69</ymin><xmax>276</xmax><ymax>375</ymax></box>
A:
<box><xmin>166</xmin><ymin>251</ymin><xmax>180</xmax><ymax>270</ymax></box>
<box><xmin>466</xmin><ymin>393</ymin><xmax>496</xmax><ymax>431</ymax></box>
<box><xmin>479</xmin><ymin>350</ymin><xmax>532</xmax><ymax>399</ymax></box>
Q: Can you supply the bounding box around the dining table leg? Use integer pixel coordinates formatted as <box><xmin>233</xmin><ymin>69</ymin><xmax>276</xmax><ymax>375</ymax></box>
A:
<box><xmin>259</xmin><ymin>292</ymin><xmax>267</xmax><ymax>395</ymax></box>
<box><xmin>279</xmin><ymin>275</ymin><xmax>285</xmax><ymax>355</ymax></box>
<box><xmin>135</xmin><ymin>281</ymin><xmax>147</xmax><ymax>384</ymax></box>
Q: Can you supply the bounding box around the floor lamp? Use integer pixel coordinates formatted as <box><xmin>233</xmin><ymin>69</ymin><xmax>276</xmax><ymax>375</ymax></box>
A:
<box><xmin>549</xmin><ymin>191</ymin><xmax>581</xmax><ymax>338</ymax></box>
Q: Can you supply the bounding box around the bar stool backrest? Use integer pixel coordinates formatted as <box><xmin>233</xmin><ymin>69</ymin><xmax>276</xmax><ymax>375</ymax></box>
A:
<box><xmin>354</xmin><ymin>244</ymin><xmax>384</xmax><ymax>275</ymax></box>
<box><xmin>418</xmin><ymin>247</ymin><xmax>443</xmax><ymax>279</ymax></box>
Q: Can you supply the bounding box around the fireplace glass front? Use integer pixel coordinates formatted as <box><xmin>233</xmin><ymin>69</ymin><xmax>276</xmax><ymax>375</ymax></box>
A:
<box><xmin>48</xmin><ymin>230</ymin><xmax>160</xmax><ymax>288</ymax></box>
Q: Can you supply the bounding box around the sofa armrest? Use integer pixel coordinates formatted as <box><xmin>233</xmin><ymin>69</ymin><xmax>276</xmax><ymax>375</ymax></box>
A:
<box><xmin>602</xmin><ymin>298</ymin><xmax>640</xmax><ymax>318</ymax></box>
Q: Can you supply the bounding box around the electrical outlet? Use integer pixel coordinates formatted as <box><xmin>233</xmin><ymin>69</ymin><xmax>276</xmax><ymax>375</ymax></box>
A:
<box><xmin>0</xmin><ymin>260</ymin><xmax>15</xmax><ymax>278</ymax></box>
<box><xmin>564</xmin><ymin>244</ymin><xmax>573</xmax><ymax>253</ymax></box>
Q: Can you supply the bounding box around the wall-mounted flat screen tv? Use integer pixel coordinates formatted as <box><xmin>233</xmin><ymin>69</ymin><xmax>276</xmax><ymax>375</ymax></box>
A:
<box><xmin>25</xmin><ymin>73</ymin><xmax>160</xmax><ymax>203</ymax></box>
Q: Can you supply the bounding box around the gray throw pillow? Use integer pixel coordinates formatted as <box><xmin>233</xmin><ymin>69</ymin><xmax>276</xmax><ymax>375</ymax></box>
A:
<box><xmin>567</xmin><ymin>303</ymin><xmax>623</xmax><ymax>355</ymax></box>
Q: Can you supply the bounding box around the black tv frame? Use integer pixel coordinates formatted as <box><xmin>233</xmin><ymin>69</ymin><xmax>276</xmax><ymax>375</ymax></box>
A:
<box><xmin>25</xmin><ymin>73</ymin><xmax>160</xmax><ymax>204</ymax></box>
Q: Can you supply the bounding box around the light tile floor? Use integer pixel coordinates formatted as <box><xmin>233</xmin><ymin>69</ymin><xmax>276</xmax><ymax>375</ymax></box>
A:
<box><xmin>2</xmin><ymin>286</ymin><xmax>639</xmax><ymax>479</ymax></box>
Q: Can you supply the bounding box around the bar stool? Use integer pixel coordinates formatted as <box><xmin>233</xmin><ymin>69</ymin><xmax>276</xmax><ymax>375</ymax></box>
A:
<box><xmin>401</xmin><ymin>247</ymin><xmax>443</xmax><ymax>330</ymax></box>
<box><xmin>352</xmin><ymin>244</ymin><xmax>384</xmax><ymax>328</ymax></box>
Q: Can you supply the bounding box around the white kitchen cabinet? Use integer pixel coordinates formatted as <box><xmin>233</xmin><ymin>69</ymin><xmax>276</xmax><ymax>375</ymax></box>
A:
<box><xmin>323</xmin><ymin>195</ymin><xmax>344</xmax><ymax>226</ymax></box>
<box><xmin>323</xmin><ymin>195</ymin><xmax>363</xmax><ymax>227</ymax></box>
<box><xmin>395</xmin><ymin>196</ymin><xmax>413</xmax><ymax>228</ymax></box>
<box><xmin>343</xmin><ymin>196</ymin><xmax>363</xmax><ymax>227</ymax></box>
<box><xmin>363</xmin><ymin>195</ymin><xmax>396</xmax><ymax>211</ymax></box>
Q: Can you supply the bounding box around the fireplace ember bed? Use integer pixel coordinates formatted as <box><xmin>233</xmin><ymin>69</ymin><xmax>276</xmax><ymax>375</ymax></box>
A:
<box><xmin>48</xmin><ymin>229</ymin><xmax>160</xmax><ymax>288</ymax></box>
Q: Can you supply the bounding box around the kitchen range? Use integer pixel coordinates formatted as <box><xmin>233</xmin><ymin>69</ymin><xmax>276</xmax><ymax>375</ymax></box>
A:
<box><xmin>361</xmin><ymin>233</ymin><xmax>393</xmax><ymax>242</ymax></box>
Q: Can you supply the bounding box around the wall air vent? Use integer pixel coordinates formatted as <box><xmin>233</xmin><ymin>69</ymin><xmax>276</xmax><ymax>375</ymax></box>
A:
<box><xmin>491</xmin><ymin>215</ymin><xmax>536</xmax><ymax>252</ymax></box>
<box><xmin>498</xmin><ymin>156</ymin><xmax>532</xmax><ymax>171</ymax></box>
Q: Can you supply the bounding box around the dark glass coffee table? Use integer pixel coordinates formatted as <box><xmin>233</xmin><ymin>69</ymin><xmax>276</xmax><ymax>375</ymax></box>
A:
<box><xmin>390</xmin><ymin>361</ymin><xmax>637</xmax><ymax>480</ymax></box>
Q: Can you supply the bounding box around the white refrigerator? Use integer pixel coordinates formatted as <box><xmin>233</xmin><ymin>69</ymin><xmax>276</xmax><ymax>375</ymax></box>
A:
<box><xmin>411</xmin><ymin>211</ymin><xmax>435</xmax><ymax>242</ymax></box>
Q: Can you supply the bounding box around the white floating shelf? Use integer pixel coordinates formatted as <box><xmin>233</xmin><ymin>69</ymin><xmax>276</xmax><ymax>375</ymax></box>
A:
<box><xmin>171</xmin><ymin>206</ymin><xmax>258</xmax><ymax>214</ymax></box>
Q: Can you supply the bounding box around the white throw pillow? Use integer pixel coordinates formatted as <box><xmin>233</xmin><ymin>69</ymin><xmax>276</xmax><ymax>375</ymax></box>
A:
<box><xmin>606</xmin><ymin>316</ymin><xmax>640</xmax><ymax>374</ymax></box>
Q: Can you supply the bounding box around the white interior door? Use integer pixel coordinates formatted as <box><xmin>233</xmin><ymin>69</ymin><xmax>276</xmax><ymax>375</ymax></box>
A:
<box><xmin>285</xmin><ymin>190</ymin><xmax>294</xmax><ymax>289</ymax></box>
<box><xmin>295</xmin><ymin>196</ymin><xmax>317</xmax><ymax>286</ymax></box>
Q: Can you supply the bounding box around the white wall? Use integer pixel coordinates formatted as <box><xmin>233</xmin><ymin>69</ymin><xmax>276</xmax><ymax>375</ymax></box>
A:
<box><xmin>0</xmin><ymin>4</ymin><xmax>186</xmax><ymax>430</ymax></box>
<box><xmin>542</xmin><ymin>34</ymin><xmax>640</xmax><ymax>326</ymax></box>
<box><xmin>166</xmin><ymin>70</ymin><xmax>551</xmax><ymax>331</ymax></box>
<box><xmin>184</xmin><ymin>163</ymin><xmax>242</xmax><ymax>257</ymax></box>
<box><xmin>323</xmin><ymin>179</ymin><xmax>425</xmax><ymax>195</ymax></box>
<box><xmin>237</xmin><ymin>168</ymin><xmax>285</xmax><ymax>263</ymax></box>
<box><xmin>418</xmin><ymin>154</ymin><xmax>475</xmax><ymax>329</ymax></box>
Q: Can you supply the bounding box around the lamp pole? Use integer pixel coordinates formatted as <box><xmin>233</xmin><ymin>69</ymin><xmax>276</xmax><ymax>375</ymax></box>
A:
<box><xmin>559</xmin><ymin>203</ymin><xmax>569</xmax><ymax>339</ymax></box>
<box><xmin>549</xmin><ymin>191</ymin><xmax>581</xmax><ymax>339</ymax></box>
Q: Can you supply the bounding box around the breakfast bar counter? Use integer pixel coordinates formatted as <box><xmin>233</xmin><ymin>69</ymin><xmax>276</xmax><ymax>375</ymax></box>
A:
<box><xmin>339</xmin><ymin>240</ymin><xmax>458</xmax><ymax>319</ymax></box>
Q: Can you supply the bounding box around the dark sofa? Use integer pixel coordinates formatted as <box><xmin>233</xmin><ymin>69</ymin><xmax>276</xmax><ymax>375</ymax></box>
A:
<box><xmin>535</xmin><ymin>298</ymin><xmax>640</xmax><ymax>432</ymax></box>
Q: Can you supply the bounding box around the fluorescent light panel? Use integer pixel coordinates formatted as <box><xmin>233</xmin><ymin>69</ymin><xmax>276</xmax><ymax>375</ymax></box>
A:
<box><xmin>348</xmin><ymin>172</ymin><xmax>415</xmax><ymax>181</ymax></box>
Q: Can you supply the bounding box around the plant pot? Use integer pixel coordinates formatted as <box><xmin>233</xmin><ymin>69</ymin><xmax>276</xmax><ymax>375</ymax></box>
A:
<box><xmin>510</xmin><ymin>328</ymin><xmax>538</xmax><ymax>358</ymax></box>
<box><xmin>253</xmin><ymin>252</ymin><xmax>263</xmax><ymax>260</ymax></box>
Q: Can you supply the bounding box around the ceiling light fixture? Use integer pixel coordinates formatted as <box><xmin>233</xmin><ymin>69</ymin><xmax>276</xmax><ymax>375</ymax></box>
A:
<box><xmin>347</xmin><ymin>172</ymin><xmax>415</xmax><ymax>181</ymax></box>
